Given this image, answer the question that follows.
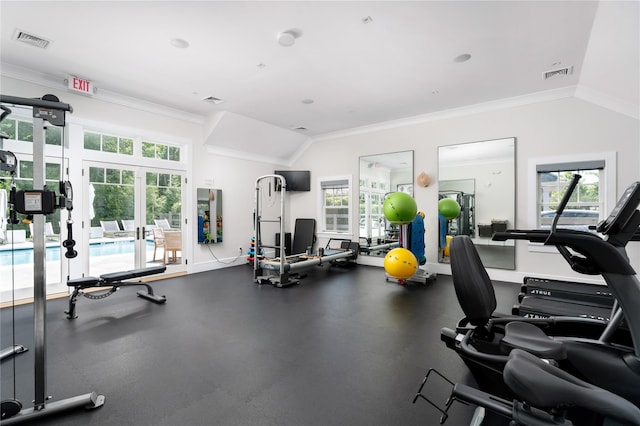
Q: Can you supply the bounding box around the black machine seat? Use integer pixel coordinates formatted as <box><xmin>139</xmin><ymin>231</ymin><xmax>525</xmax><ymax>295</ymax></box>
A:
<box><xmin>501</xmin><ymin>321</ymin><xmax>566</xmax><ymax>360</ymax></box>
<box><xmin>504</xmin><ymin>349</ymin><xmax>640</xmax><ymax>426</ymax></box>
<box><xmin>449</xmin><ymin>235</ymin><xmax>496</xmax><ymax>326</ymax></box>
<box><xmin>449</xmin><ymin>235</ymin><xmax>600</xmax><ymax>363</ymax></box>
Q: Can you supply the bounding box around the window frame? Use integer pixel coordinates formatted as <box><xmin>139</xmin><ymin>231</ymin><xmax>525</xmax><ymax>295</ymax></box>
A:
<box><xmin>83</xmin><ymin>130</ymin><xmax>182</xmax><ymax>163</ymax></box>
<box><xmin>527</xmin><ymin>152</ymin><xmax>616</xmax><ymax>253</ymax></box>
<box><xmin>317</xmin><ymin>175</ymin><xmax>352</xmax><ymax>237</ymax></box>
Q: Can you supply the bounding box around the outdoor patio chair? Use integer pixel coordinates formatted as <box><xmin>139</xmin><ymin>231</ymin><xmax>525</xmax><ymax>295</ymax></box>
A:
<box><xmin>121</xmin><ymin>220</ymin><xmax>135</xmax><ymax>233</ymax></box>
<box><xmin>163</xmin><ymin>230</ymin><xmax>182</xmax><ymax>264</ymax></box>
<box><xmin>152</xmin><ymin>228</ymin><xmax>165</xmax><ymax>262</ymax></box>
<box><xmin>154</xmin><ymin>218</ymin><xmax>172</xmax><ymax>230</ymax></box>
<box><xmin>100</xmin><ymin>220</ymin><xmax>125</xmax><ymax>237</ymax></box>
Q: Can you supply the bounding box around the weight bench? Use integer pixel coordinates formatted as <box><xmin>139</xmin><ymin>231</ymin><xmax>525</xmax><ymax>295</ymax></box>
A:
<box><xmin>66</xmin><ymin>265</ymin><xmax>167</xmax><ymax>319</ymax></box>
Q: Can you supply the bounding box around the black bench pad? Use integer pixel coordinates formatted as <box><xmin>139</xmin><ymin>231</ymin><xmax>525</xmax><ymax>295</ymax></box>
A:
<box><xmin>100</xmin><ymin>266</ymin><xmax>166</xmax><ymax>283</ymax></box>
<box><xmin>67</xmin><ymin>276</ymin><xmax>100</xmax><ymax>287</ymax></box>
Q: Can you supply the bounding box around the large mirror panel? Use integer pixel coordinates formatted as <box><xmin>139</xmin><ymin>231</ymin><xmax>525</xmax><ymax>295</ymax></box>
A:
<box><xmin>359</xmin><ymin>150</ymin><xmax>413</xmax><ymax>257</ymax></box>
<box><xmin>197</xmin><ymin>188</ymin><xmax>222</xmax><ymax>243</ymax></box>
<box><xmin>438</xmin><ymin>138</ymin><xmax>515</xmax><ymax>270</ymax></box>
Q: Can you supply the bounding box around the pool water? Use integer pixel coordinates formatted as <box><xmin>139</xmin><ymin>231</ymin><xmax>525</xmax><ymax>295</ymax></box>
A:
<box><xmin>0</xmin><ymin>240</ymin><xmax>154</xmax><ymax>266</ymax></box>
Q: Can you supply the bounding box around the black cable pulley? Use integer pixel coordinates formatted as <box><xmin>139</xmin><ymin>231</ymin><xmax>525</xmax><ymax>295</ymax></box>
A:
<box><xmin>63</xmin><ymin>219</ymin><xmax>77</xmax><ymax>259</ymax></box>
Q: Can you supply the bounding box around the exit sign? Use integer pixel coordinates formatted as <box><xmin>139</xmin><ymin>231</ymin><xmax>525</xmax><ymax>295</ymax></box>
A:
<box><xmin>68</xmin><ymin>76</ymin><xmax>94</xmax><ymax>95</ymax></box>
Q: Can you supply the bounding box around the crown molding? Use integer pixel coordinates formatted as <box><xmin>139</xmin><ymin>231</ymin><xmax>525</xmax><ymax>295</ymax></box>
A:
<box><xmin>574</xmin><ymin>84</ymin><xmax>640</xmax><ymax>120</ymax></box>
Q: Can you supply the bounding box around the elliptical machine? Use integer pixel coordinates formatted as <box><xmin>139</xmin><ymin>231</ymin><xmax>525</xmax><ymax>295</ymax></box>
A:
<box><xmin>436</xmin><ymin>175</ymin><xmax>640</xmax><ymax>423</ymax></box>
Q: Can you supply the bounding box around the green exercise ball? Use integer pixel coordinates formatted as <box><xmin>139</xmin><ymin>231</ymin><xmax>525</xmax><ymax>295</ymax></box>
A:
<box><xmin>383</xmin><ymin>192</ymin><xmax>418</xmax><ymax>224</ymax></box>
<box><xmin>438</xmin><ymin>198</ymin><xmax>461</xmax><ymax>220</ymax></box>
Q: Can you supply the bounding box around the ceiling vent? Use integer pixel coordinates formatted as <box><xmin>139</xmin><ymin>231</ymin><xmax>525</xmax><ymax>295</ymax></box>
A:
<box><xmin>543</xmin><ymin>66</ymin><xmax>574</xmax><ymax>80</ymax></box>
<box><xmin>202</xmin><ymin>96</ymin><xmax>224</xmax><ymax>105</ymax></box>
<box><xmin>14</xmin><ymin>29</ymin><xmax>51</xmax><ymax>49</ymax></box>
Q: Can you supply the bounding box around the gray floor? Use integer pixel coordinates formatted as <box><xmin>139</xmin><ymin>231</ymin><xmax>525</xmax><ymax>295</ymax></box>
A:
<box><xmin>1</xmin><ymin>264</ymin><xmax>519</xmax><ymax>426</ymax></box>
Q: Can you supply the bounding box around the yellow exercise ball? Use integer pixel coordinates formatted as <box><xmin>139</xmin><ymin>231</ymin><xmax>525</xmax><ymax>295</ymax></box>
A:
<box><xmin>384</xmin><ymin>247</ymin><xmax>418</xmax><ymax>280</ymax></box>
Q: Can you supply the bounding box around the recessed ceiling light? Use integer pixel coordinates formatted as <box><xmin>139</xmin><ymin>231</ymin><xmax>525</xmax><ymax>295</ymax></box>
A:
<box><xmin>277</xmin><ymin>29</ymin><xmax>303</xmax><ymax>47</ymax></box>
<box><xmin>301</xmin><ymin>99</ymin><xmax>314</xmax><ymax>105</ymax></box>
<box><xmin>170</xmin><ymin>38</ymin><xmax>189</xmax><ymax>49</ymax></box>
<box><xmin>454</xmin><ymin>53</ymin><xmax>472</xmax><ymax>63</ymax></box>
<box><xmin>278</xmin><ymin>32</ymin><xmax>295</xmax><ymax>47</ymax></box>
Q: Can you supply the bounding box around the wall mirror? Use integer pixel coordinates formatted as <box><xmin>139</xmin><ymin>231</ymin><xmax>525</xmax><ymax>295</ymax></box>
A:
<box><xmin>438</xmin><ymin>138</ymin><xmax>515</xmax><ymax>270</ymax></box>
<box><xmin>359</xmin><ymin>150</ymin><xmax>413</xmax><ymax>257</ymax></box>
<box><xmin>196</xmin><ymin>188</ymin><xmax>222</xmax><ymax>244</ymax></box>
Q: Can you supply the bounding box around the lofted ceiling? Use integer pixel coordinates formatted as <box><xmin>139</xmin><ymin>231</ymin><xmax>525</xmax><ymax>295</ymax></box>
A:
<box><xmin>1</xmin><ymin>1</ymin><xmax>638</xmax><ymax>165</ymax></box>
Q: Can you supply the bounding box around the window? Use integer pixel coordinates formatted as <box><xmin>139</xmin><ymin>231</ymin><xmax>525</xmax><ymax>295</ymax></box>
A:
<box><xmin>319</xmin><ymin>176</ymin><xmax>351</xmax><ymax>234</ymax></box>
<box><xmin>142</xmin><ymin>140</ymin><xmax>181</xmax><ymax>161</ymax></box>
<box><xmin>528</xmin><ymin>152</ymin><xmax>616</xmax><ymax>251</ymax></box>
<box><xmin>537</xmin><ymin>163</ymin><xmax>603</xmax><ymax>232</ymax></box>
<box><xmin>83</xmin><ymin>131</ymin><xmax>181</xmax><ymax>161</ymax></box>
<box><xmin>88</xmin><ymin>166</ymin><xmax>135</xmax><ymax>225</ymax></box>
<box><xmin>0</xmin><ymin>118</ymin><xmax>61</xmax><ymax>145</ymax></box>
<box><xmin>84</xmin><ymin>131</ymin><xmax>134</xmax><ymax>155</ymax></box>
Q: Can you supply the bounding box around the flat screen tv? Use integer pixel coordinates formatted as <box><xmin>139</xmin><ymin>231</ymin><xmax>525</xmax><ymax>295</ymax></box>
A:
<box><xmin>274</xmin><ymin>170</ymin><xmax>311</xmax><ymax>192</ymax></box>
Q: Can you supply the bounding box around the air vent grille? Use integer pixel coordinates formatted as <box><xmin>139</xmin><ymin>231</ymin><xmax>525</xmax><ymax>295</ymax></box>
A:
<box><xmin>202</xmin><ymin>96</ymin><xmax>224</xmax><ymax>105</ymax></box>
<box><xmin>14</xmin><ymin>30</ymin><xmax>50</xmax><ymax>49</ymax></box>
<box><xmin>543</xmin><ymin>66</ymin><xmax>574</xmax><ymax>80</ymax></box>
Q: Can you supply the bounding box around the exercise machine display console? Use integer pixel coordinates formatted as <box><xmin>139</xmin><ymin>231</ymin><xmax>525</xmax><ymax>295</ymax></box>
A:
<box><xmin>597</xmin><ymin>180</ymin><xmax>640</xmax><ymax>235</ymax></box>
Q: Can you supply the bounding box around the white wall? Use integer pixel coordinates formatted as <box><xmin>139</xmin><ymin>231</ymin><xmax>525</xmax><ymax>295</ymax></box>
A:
<box><xmin>189</xmin><ymin>144</ymin><xmax>277</xmax><ymax>271</ymax></box>
<box><xmin>292</xmin><ymin>96</ymin><xmax>640</xmax><ymax>283</ymax></box>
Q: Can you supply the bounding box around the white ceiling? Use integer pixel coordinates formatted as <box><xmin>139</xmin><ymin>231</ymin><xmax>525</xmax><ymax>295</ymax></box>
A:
<box><xmin>1</xmin><ymin>1</ymin><xmax>638</xmax><ymax>165</ymax></box>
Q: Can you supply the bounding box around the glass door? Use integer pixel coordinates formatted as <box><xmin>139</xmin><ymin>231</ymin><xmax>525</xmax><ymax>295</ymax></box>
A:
<box><xmin>86</xmin><ymin>162</ymin><xmax>137</xmax><ymax>277</ymax></box>
<box><xmin>85</xmin><ymin>162</ymin><xmax>185</xmax><ymax>278</ymax></box>
<box><xmin>144</xmin><ymin>169</ymin><xmax>184</xmax><ymax>268</ymax></box>
<box><xmin>0</xmin><ymin>154</ymin><xmax>65</xmax><ymax>302</ymax></box>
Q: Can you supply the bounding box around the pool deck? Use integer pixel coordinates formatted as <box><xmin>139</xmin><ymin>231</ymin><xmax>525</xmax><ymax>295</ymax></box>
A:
<box><xmin>0</xmin><ymin>236</ymin><xmax>139</xmax><ymax>252</ymax></box>
<box><xmin>0</xmin><ymin>236</ymin><xmax>167</xmax><ymax>304</ymax></box>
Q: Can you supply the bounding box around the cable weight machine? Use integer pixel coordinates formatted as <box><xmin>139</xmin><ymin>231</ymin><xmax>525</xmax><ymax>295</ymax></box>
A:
<box><xmin>0</xmin><ymin>94</ymin><xmax>104</xmax><ymax>423</ymax></box>
<box><xmin>0</xmin><ymin>143</ymin><xmax>28</xmax><ymax>362</ymax></box>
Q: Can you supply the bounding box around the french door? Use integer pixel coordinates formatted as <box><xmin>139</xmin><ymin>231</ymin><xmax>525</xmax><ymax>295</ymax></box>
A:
<box><xmin>0</xmin><ymin>153</ymin><xmax>66</xmax><ymax>302</ymax></box>
<box><xmin>84</xmin><ymin>161</ymin><xmax>185</xmax><ymax>278</ymax></box>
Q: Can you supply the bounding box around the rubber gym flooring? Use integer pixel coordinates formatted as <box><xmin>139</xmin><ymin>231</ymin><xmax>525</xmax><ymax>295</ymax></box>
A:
<box><xmin>1</xmin><ymin>264</ymin><xmax>519</xmax><ymax>425</ymax></box>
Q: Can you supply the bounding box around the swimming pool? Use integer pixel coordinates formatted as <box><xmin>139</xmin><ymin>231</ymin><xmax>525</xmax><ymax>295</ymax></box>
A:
<box><xmin>0</xmin><ymin>240</ymin><xmax>154</xmax><ymax>266</ymax></box>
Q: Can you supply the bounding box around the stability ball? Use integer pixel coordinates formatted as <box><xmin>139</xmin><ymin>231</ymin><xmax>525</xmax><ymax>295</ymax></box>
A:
<box><xmin>384</xmin><ymin>247</ymin><xmax>418</xmax><ymax>280</ymax></box>
<box><xmin>438</xmin><ymin>198</ymin><xmax>461</xmax><ymax>220</ymax></box>
<box><xmin>383</xmin><ymin>192</ymin><xmax>418</xmax><ymax>224</ymax></box>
